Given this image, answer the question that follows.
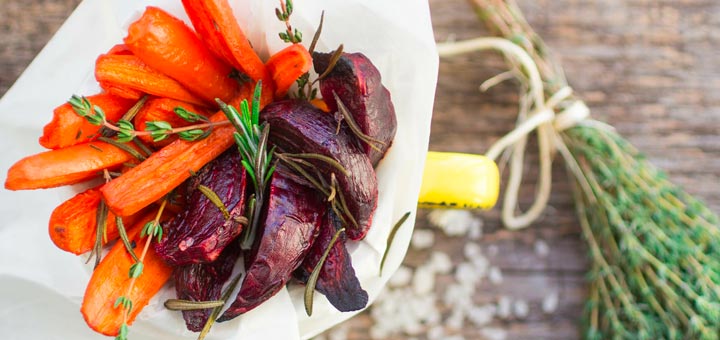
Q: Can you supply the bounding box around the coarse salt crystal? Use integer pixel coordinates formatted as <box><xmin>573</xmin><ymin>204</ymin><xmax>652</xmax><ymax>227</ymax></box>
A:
<box><xmin>412</xmin><ymin>265</ymin><xmax>436</xmax><ymax>295</ymax></box>
<box><xmin>480</xmin><ymin>327</ymin><xmax>508</xmax><ymax>340</ymax></box>
<box><xmin>488</xmin><ymin>266</ymin><xmax>503</xmax><ymax>285</ymax></box>
<box><xmin>487</xmin><ymin>244</ymin><xmax>499</xmax><ymax>257</ymax></box>
<box><xmin>467</xmin><ymin>304</ymin><xmax>496</xmax><ymax>327</ymax></box>
<box><xmin>427</xmin><ymin>325</ymin><xmax>445</xmax><ymax>340</ymax></box>
<box><xmin>389</xmin><ymin>265</ymin><xmax>413</xmax><ymax>287</ymax></box>
<box><xmin>496</xmin><ymin>295</ymin><xmax>512</xmax><ymax>319</ymax></box>
<box><xmin>428</xmin><ymin>210</ymin><xmax>481</xmax><ymax>236</ymax></box>
<box><xmin>411</xmin><ymin>229</ymin><xmax>435</xmax><ymax>249</ymax></box>
<box><xmin>455</xmin><ymin>262</ymin><xmax>481</xmax><ymax>288</ymax></box>
<box><xmin>534</xmin><ymin>239</ymin><xmax>550</xmax><ymax>258</ymax></box>
<box><xmin>542</xmin><ymin>291</ymin><xmax>559</xmax><ymax>314</ymax></box>
<box><xmin>513</xmin><ymin>299</ymin><xmax>529</xmax><ymax>319</ymax></box>
<box><xmin>463</xmin><ymin>242</ymin><xmax>482</xmax><ymax>259</ymax></box>
<box><xmin>429</xmin><ymin>251</ymin><xmax>453</xmax><ymax>274</ymax></box>
<box><xmin>446</xmin><ymin>307</ymin><xmax>465</xmax><ymax>330</ymax></box>
<box><xmin>444</xmin><ymin>335</ymin><xmax>467</xmax><ymax>340</ymax></box>
<box><xmin>328</xmin><ymin>324</ymin><xmax>348</xmax><ymax>340</ymax></box>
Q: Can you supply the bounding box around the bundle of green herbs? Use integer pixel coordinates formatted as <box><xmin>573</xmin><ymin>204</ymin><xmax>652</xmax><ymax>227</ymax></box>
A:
<box><xmin>438</xmin><ymin>0</ymin><xmax>720</xmax><ymax>338</ymax></box>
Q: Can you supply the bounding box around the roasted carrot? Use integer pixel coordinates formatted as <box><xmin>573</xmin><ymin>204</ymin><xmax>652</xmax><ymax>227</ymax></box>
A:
<box><xmin>95</xmin><ymin>53</ymin><xmax>208</xmax><ymax>106</ymax></box>
<box><xmin>98</xmin><ymin>81</ymin><xmax>144</xmax><ymax>101</ymax></box>
<box><xmin>101</xmin><ymin>81</ymin><xmax>270</xmax><ymax>217</ymax></box>
<box><xmin>124</xmin><ymin>7</ymin><xmax>239</xmax><ymax>104</ymax></box>
<box><xmin>81</xmin><ymin>213</ymin><xmax>172</xmax><ymax>336</ymax></box>
<box><xmin>38</xmin><ymin>94</ymin><xmax>135</xmax><ymax>150</ymax></box>
<box><xmin>181</xmin><ymin>0</ymin><xmax>266</xmax><ymax>81</ymax></box>
<box><xmin>310</xmin><ymin>98</ymin><xmax>330</xmax><ymax>112</ymax></box>
<box><xmin>266</xmin><ymin>44</ymin><xmax>313</xmax><ymax>98</ymax></box>
<box><xmin>49</xmin><ymin>185</ymin><xmax>141</xmax><ymax>255</ymax></box>
<box><xmin>5</xmin><ymin>142</ymin><xmax>138</xmax><ymax>190</ymax></box>
<box><xmin>133</xmin><ymin>98</ymin><xmax>212</xmax><ymax>148</ymax></box>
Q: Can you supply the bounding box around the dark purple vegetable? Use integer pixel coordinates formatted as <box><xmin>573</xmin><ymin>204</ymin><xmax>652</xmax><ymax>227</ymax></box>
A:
<box><xmin>173</xmin><ymin>240</ymin><xmax>241</xmax><ymax>332</ymax></box>
<box><xmin>314</xmin><ymin>51</ymin><xmax>397</xmax><ymax>166</ymax></box>
<box><xmin>218</xmin><ymin>165</ymin><xmax>324</xmax><ymax>321</ymax></box>
<box><xmin>155</xmin><ymin>149</ymin><xmax>247</xmax><ymax>266</ymax></box>
<box><xmin>294</xmin><ymin>211</ymin><xmax>368</xmax><ymax>312</ymax></box>
<box><xmin>262</xmin><ymin>99</ymin><xmax>378</xmax><ymax>240</ymax></box>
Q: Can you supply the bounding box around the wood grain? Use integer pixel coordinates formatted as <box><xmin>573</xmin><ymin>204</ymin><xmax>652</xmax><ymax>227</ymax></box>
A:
<box><xmin>1</xmin><ymin>0</ymin><xmax>718</xmax><ymax>339</ymax></box>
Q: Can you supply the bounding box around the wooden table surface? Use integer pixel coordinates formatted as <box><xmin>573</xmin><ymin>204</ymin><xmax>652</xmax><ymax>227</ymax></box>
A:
<box><xmin>2</xmin><ymin>1</ymin><xmax>719</xmax><ymax>339</ymax></box>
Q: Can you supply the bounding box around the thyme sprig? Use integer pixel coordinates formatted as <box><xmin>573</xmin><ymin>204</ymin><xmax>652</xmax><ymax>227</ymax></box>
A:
<box><xmin>69</xmin><ymin>95</ymin><xmax>223</xmax><ymax>143</ymax></box>
<box><xmin>275</xmin><ymin>0</ymin><xmax>302</xmax><ymax>44</ymax></box>
<box><xmin>114</xmin><ymin>198</ymin><xmax>168</xmax><ymax>340</ymax></box>
<box><xmin>217</xmin><ymin>81</ymin><xmax>275</xmax><ymax>251</ymax></box>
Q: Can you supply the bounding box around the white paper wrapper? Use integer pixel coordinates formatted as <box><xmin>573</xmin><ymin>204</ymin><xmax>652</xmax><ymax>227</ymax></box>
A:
<box><xmin>0</xmin><ymin>1</ymin><xmax>438</xmax><ymax>339</ymax></box>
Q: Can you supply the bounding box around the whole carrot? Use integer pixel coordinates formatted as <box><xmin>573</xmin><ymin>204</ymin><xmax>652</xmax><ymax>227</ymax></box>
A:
<box><xmin>181</xmin><ymin>0</ymin><xmax>266</xmax><ymax>81</ymax></box>
<box><xmin>39</xmin><ymin>93</ymin><xmax>135</xmax><ymax>150</ymax></box>
<box><xmin>49</xmin><ymin>185</ymin><xmax>141</xmax><ymax>255</ymax></box>
<box><xmin>95</xmin><ymin>53</ymin><xmax>208</xmax><ymax>106</ymax></box>
<box><xmin>266</xmin><ymin>44</ymin><xmax>312</xmax><ymax>98</ymax></box>
<box><xmin>5</xmin><ymin>142</ymin><xmax>139</xmax><ymax>190</ymax></box>
<box><xmin>81</xmin><ymin>213</ymin><xmax>172</xmax><ymax>336</ymax></box>
<box><xmin>124</xmin><ymin>6</ymin><xmax>239</xmax><ymax>104</ymax></box>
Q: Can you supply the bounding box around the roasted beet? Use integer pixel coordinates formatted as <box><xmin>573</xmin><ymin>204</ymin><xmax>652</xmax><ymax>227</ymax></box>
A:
<box><xmin>294</xmin><ymin>211</ymin><xmax>368</xmax><ymax>312</ymax></box>
<box><xmin>174</xmin><ymin>240</ymin><xmax>241</xmax><ymax>331</ymax></box>
<box><xmin>155</xmin><ymin>149</ymin><xmax>247</xmax><ymax>266</ymax></box>
<box><xmin>217</xmin><ymin>165</ymin><xmax>324</xmax><ymax>321</ymax></box>
<box><xmin>262</xmin><ymin>99</ymin><xmax>378</xmax><ymax>240</ymax></box>
<box><xmin>314</xmin><ymin>51</ymin><xmax>397</xmax><ymax>166</ymax></box>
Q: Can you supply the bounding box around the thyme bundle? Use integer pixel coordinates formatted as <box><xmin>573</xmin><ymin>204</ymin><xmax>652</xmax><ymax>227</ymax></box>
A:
<box><xmin>440</xmin><ymin>0</ymin><xmax>720</xmax><ymax>338</ymax></box>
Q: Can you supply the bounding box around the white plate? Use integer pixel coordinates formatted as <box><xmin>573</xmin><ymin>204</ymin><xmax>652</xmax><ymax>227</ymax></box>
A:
<box><xmin>0</xmin><ymin>1</ymin><xmax>438</xmax><ymax>339</ymax></box>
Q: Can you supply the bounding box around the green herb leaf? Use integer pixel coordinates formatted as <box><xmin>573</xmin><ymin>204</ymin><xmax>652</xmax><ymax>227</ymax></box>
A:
<box><xmin>379</xmin><ymin>212</ymin><xmax>411</xmax><ymax>276</ymax></box>
<box><xmin>305</xmin><ymin>227</ymin><xmax>345</xmax><ymax>316</ymax></box>
<box><xmin>129</xmin><ymin>262</ymin><xmax>144</xmax><ymax>278</ymax></box>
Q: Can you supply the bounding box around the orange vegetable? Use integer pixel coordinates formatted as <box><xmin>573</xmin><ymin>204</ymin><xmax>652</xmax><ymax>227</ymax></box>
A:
<box><xmin>101</xmin><ymin>81</ymin><xmax>270</xmax><ymax>217</ymax></box>
<box><xmin>124</xmin><ymin>6</ymin><xmax>239</xmax><ymax>104</ymax></box>
<box><xmin>49</xmin><ymin>185</ymin><xmax>141</xmax><ymax>255</ymax></box>
<box><xmin>266</xmin><ymin>44</ymin><xmax>313</xmax><ymax>98</ymax></box>
<box><xmin>181</xmin><ymin>0</ymin><xmax>266</xmax><ymax>81</ymax></box>
<box><xmin>310</xmin><ymin>98</ymin><xmax>330</xmax><ymax>113</ymax></box>
<box><xmin>133</xmin><ymin>98</ymin><xmax>211</xmax><ymax>148</ymax></box>
<box><xmin>5</xmin><ymin>142</ymin><xmax>139</xmax><ymax>190</ymax></box>
<box><xmin>95</xmin><ymin>53</ymin><xmax>208</xmax><ymax>106</ymax></box>
<box><xmin>81</xmin><ymin>213</ymin><xmax>172</xmax><ymax>336</ymax></box>
<box><xmin>38</xmin><ymin>93</ymin><xmax>136</xmax><ymax>150</ymax></box>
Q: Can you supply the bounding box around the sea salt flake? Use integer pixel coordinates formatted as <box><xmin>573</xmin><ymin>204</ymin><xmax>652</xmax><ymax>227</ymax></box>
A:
<box><xmin>513</xmin><ymin>299</ymin><xmax>529</xmax><ymax>319</ymax></box>
<box><xmin>411</xmin><ymin>229</ymin><xmax>435</xmax><ymax>249</ymax></box>
<box><xmin>389</xmin><ymin>265</ymin><xmax>413</xmax><ymax>287</ymax></box>
<box><xmin>534</xmin><ymin>239</ymin><xmax>550</xmax><ymax>258</ymax></box>
<box><xmin>488</xmin><ymin>266</ymin><xmax>503</xmax><ymax>285</ymax></box>
<box><xmin>463</xmin><ymin>242</ymin><xmax>482</xmax><ymax>259</ymax></box>
<box><xmin>542</xmin><ymin>291</ymin><xmax>559</xmax><ymax>314</ymax></box>
<box><xmin>427</xmin><ymin>325</ymin><xmax>445</xmax><ymax>340</ymax></box>
<box><xmin>496</xmin><ymin>295</ymin><xmax>512</xmax><ymax>319</ymax></box>
<box><xmin>467</xmin><ymin>304</ymin><xmax>496</xmax><ymax>327</ymax></box>
<box><xmin>480</xmin><ymin>327</ymin><xmax>508</xmax><ymax>340</ymax></box>
<box><xmin>429</xmin><ymin>251</ymin><xmax>453</xmax><ymax>274</ymax></box>
<box><xmin>412</xmin><ymin>265</ymin><xmax>436</xmax><ymax>295</ymax></box>
<box><xmin>455</xmin><ymin>262</ymin><xmax>481</xmax><ymax>288</ymax></box>
<box><xmin>428</xmin><ymin>210</ymin><xmax>481</xmax><ymax>236</ymax></box>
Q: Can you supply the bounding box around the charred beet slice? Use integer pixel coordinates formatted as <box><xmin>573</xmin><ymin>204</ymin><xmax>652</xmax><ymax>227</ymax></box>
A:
<box><xmin>173</xmin><ymin>240</ymin><xmax>241</xmax><ymax>332</ymax></box>
<box><xmin>155</xmin><ymin>149</ymin><xmax>247</xmax><ymax>266</ymax></box>
<box><xmin>262</xmin><ymin>99</ymin><xmax>378</xmax><ymax>240</ymax></box>
<box><xmin>294</xmin><ymin>211</ymin><xmax>368</xmax><ymax>312</ymax></box>
<box><xmin>217</xmin><ymin>165</ymin><xmax>324</xmax><ymax>321</ymax></box>
<box><xmin>314</xmin><ymin>51</ymin><xmax>397</xmax><ymax>166</ymax></box>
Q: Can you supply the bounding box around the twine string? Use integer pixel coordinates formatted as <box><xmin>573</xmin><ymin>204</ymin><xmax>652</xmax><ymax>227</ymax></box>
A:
<box><xmin>438</xmin><ymin>37</ymin><xmax>590</xmax><ymax>230</ymax></box>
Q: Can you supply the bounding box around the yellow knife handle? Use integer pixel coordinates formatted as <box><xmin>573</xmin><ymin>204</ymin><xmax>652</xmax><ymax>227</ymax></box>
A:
<box><xmin>418</xmin><ymin>151</ymin><xmax>500</xmax><ymax>209</ymax></box>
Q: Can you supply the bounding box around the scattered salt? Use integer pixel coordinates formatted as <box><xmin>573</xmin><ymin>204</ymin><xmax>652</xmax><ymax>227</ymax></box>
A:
<box><xmin>487</xmin><ymin>244</ymin><xmax>499</xmax><ymax>257</ymax></box>
<box><xmin>496</xmin><ymin>296</ymin><xmax>512</xmax><ymax>319</ymax></box>
<box><xmin>542</xmin><ymin>291</ymin><xmax>559</xmax><ymax>314</ymax></box>
<box><xmin>429</xmin><ymin>251</ymin><xmax>453</xmax><ymax>274</ymax></box>
<box><xmin>446</xmin><ymin>308</ymin><xmax>465</xmax><ymax>330</ymax></box>
<box><xmin>467</xmin><ymin>304</ymin><xmax>496</xmax><ymax>327</ymax></box>
<box><xmin>534</xmin><ymin>239</ymin><xmax>550</xmax><ymax>258</ymax></box>
<box><xmin>488</xmin><ymin>266</ymin><xmax>503</xmax><ymax>285</ymax></box>
<box><xmin>444</xmin><ymin>335</ymin><xmax>466</xmax><ymax>340</ymax></box>
<box><xmin>428</xmin><ymin>210</ymin><xmax>481</xmax><ymax>236</ymax></box>
<box><xmin>412</xmin><ymin>265</ymin><xmax>436</xmax><ymax>295</ymax></box>
<box><xmin>328</xmin><ymin>324</ymin><xmax>348</xmax><ymax>340</ymax></box>
<box><xmin>513</xmin><ymin>299</ymin><xmax>529</xmax><ymax>319</ymax></box>
<box><xmin>455</xmin><ymin>262</ymin><xmax>481</xmax><ymax>289</ymax></box>
<box><xmin>411</xmin><ymin>229</ymin><xmax>435</xmax><ymax>249</ymax></box>
<box><xmin>480</xmin><ymin>327</ymin><xmax>508</xmax><ymax>340</ymax></box>
<box><xmin>427</xmin><ymin>325</ymin><xmax>445</xmax><ymax>340</ymax></box>
<box><xmin>463</xmin><ymin>242</ymin><xmax>482</xmax><ymax>259</ymax></box>
<box><xmin>389</xmin><ymin>265</ymin><xmax>413</xmax><ymax>287</ymax></box>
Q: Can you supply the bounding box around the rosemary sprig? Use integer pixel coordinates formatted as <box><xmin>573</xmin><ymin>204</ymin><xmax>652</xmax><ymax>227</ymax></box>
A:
<box><xmin>217</xmin><ymin>81</ymin><xmax>275</xmax><ymax>251</ymax></box>
<box><xmin>304</xmin><ymin>227</ymin><xmax>346</xmax><ymax>316</ymax></box>
<box><xmin>69</xmin><ymin>94</ymin><xmax>223</xmax><ymax>143</ymax></box>
<box><xmin>114</xmin><ymin>198</ymin><xmax>168</xmax><ymax>340</ymax></box>
<box><xmin>379</xmin><ymin>212</ymin><xmax>411</xmax><ymax>276</ymax></box>
<box><xmin>275</xmin><ymin>0</ymin><xmax>302</xmax><ymax>44</ymax></box>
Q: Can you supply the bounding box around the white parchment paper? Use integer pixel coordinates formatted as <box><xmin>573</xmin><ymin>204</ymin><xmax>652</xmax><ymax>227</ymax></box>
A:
<box><xmin>0</xmin><ymin>1</ymin><xmax>438</xmax><ymax>339</ymax></box>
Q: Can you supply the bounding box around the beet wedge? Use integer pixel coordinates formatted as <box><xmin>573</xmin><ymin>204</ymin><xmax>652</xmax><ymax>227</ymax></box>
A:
<box><xmin>314</xmin><ymin>51</ymin><xmax>397</xmax><ymax>166</ymax></box>
<box><xmin>155</xmin><ymin>149</ymin><xmax>247</xmax><ymax>265</ymax></box>
<box><xmin>174</xmin><ymin>239</ymin><xmax>241</xmax><ymax>332</ymax></box>
<box><xmin>262</xmin><ymin>99</ymin><xmax>378</xmax><ymax>240</ymax></box>
<box><xmin>294</xmin><ymin>210</ymin><xmax>368</xmax><ymax>312</ymax></box>
<box><xmin>218</xmin><ymin>165</ymin><xmax>324</xmax><ymax>321</ymax></box>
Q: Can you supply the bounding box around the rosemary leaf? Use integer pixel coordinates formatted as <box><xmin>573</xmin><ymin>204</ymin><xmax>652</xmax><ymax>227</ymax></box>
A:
<box><xmin>116</xmin><ymin>216</ymin><xmax>139</xmax><ymax>263</ymax></box>
<box><xmin>198</xmin><ymin>185</ymin><xmax>230</xmax><ymax>220</ymax></box>
<box><xmin>379</xmin><ymin>212</ymin><xmax>411</xmax><ymax>276</ymax></box>
<box><xmin>305</xmin><ymin>227</ymin><xmax>346</xmax><ymax>316</ymax></box>
<box><xmin>164</xmin><ymin>299</ymin><xmax>225</xmax><ymax>311</ymax></box>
